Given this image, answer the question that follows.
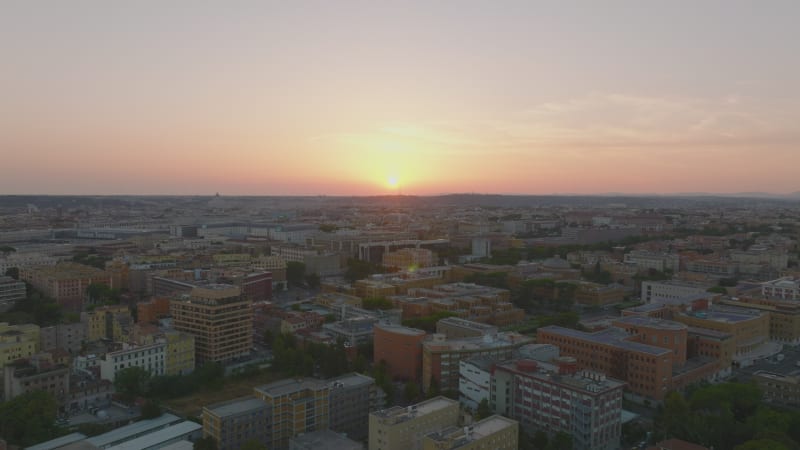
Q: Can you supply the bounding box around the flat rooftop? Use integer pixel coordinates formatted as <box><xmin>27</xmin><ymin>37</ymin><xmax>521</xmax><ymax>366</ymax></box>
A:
<box><xmin>255</xmin><ymin>377</ymin><xmax>328</xmax><ymax>397</ymax></box>
<box><xmin>106</xmin><ymin>421</ymin><xmax>201</xmax><ymax>450</ymax></box>
<box><xmin>372</xmin><ymin>396</ymin><xmax>458</xmax><ymax>422</ymax></box>
<box><xmin>328</xmin><ymin>372</ymin><xmax>374</xmax><ymax>389</ymax></box>
<box><xmin>26</xmin><ymin>433</ymin><xmax>88</xmax><ymax>450</ymax></box>
<box><xmin>290</xmin><ymin>430</ymin><xmax>363</xmax><ymax>450</ymax></box>
<box><xmin>85</xmin><ymin>413</ymin><xmax>182</xmax><ymax>448</ymax></box>
<box><xmin>204</xmin><ymin>396</ymin><xmax>266</xmax><ymax>418</ymax></box>
<box><xmin>538</xmin><ymin>325</ymin><xmax>671</xmax><ymax>356</ymax></box>
<box><xmin>614</xmin><ymin>315</ymin><xmax>687</xmax><ymax>331</ymax></box>
<box><xmin>374</xmin><ymin>322</ymin><xmax>426</xmax><ymax>336</ymax></box>
<box><xmin>425</xmin><ymin>415</ymin><xmax>518</xmax><ymax>446</ymax></box>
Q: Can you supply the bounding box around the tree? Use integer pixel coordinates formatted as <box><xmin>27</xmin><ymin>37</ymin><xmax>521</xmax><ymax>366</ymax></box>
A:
<box><xmin>194</xmin><ymin>436</ymin><xmax>218</xmax><ymax>450</ymax></box>
<box><xmin>286</xmin><ymin>262</ymin><xmax>306</xmax><ymax>287</ymax></box>
<box><xmin>734</xmin><ymin>439</ymin><xmax>789</xmax><ymax>450</ymax></box>
<box><xmin>114</xmin><ymin>366</ymin><xmax>151</xmax><ymax>400</ymax></box>
<box><xmin>0</xmin><ymin>390</ymin><xmax>60</xmax><ymax>446</ymax></box>
<box><xmin>140</xmin><ymin>399</ymin><xmax>162</xmax><ymax>419</ymax></box>
<box><xmin>404</xmin><ymin>380</ymin><xmax>420</xmax><ymax>402</ymax></box>
<box><xmin>240</xmin><ymin>439</ymin><xmax>268</xmax><ymax>450</ymax></box>
<box><xmin>475</xmin><ymin>398</ymin><xmax>491</xmax><ymax>420</ymax></box>
<box><xmin>305</xmin><ymin>273</ymin><xmax>321</xmax><ymax>289</ymax></box>
<box><xmin>531</xmin><ymin>430</ymin><xmax>549</xmax><ymax>450</ymax></box>
<box><xmin>547</xmin><ymin>431</ymin><xmax>572</xmax><ymax>450</ymax></box>
<box><xmin>362</xmin><ymin>297</ymin><xmax>394</xmax><ymax>310</ymax></box>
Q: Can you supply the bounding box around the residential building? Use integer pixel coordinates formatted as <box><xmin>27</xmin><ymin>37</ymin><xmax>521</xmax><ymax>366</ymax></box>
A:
<box><xmin>422</xmin><ymin>332</ymin><xmax>534</xmax><ymax>393</ymax></box>
<box><xmin>99</xmin><ymin>341</ymin><xmax>166</xmax><ymax>382</ymax></box>
<box><xmin>164</xmin><ymin>331</ymin><xmax>195</xmax><ymax>376</ymax></box>
<box><xmin>373</xmin><ymin>323</ymin><xmax>427</xmax><ymax>382</ymax></box>
<box><xmin>492</xmin><ymin>359</ymin><xmax>625</xmax><ymax>450</ymax></box>
<box><xmin>328</xmin><ymin>372</ymin><xmax>382</xmax><ymax>441</ymax></box>
<box><xmin>641</xmin><ymin>280</ymin><xmax>712</xmax><ymax>303</ymax></box>
<box><xmin>203</xmin><ymin>396</ymin><xmax>271</xmax><ymax>450</ymax></box>
<box><xmin>574</xmin><ymin>281</ymin><xmax>625</xmax><ymax>306</ymax></box>
<box><xmin>82</xmin><ymin>305</ymin><xmax>132</xmax><ymax>342</ymax></box>
<box><xmin>170</xmin><ymin>285</ymin><xmax>253</xmax><ymax>364</ymax></box>
<box><xmin>0</xmin><ymin>322</ymin><xmax>39</xmax><ymax>370</ymax></box>
<box><xmin>323</xmin><ymin>318</ymin><xmax>378</xmax><ymax>347</ymax></box>
<box><xmin>369</xmin><ymin>396</ymin><xmax>460</xmax><ymax>450</ymax></box>
<box><xmin>623</xmin><ymin>251</ymin><xmax>679</xmax><ymax>273</ymax></box>
<box><xmin>719</xmin><ymin>296</ymin><xmax>800</xmax><ymax>345</ymax></box>
<box><xmin>753</xmin><ymin>370</ymin><xmax>800</xmax><ymax>408</ymax></box>
<box><xmin>421</xmin><ymin>415</ymin><xmax>518</xmax><ymax>450</ymax></box>
<box><xmin>253</xmin><ymin>378</ymin><xmax>330</xmax><ymax>450</ymax></box>
<box><xmin>39</xmin><ymin>322</ymin><xmax>86</xmax><ymax>354</ymax></box>
<box><xmin>3</xmin><ymin>355</ymin><xmax>70</xmax><ymax>405</ymax></box>
<box><xmin>0</xmin><ymin>276</ymin><xmax>25</xmax><ymax>312</ymax></box>
<box><xmin>20</xmin><ymin>262</ymin><xmax>113</xmax><ymax>311</ymax></box>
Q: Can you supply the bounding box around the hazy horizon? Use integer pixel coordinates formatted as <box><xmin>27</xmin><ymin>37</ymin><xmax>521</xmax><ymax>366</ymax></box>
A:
<box><xmin>2</xmin><ymin>1</ymin><xmax>798</xmax><ymax>196</ymax></box>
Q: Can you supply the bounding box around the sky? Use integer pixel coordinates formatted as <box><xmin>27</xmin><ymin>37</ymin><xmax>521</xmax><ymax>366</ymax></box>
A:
<box><xmin>1</xmin><ymin>1</ymin><xmax>799</xmax><ymax>196</ymax></box>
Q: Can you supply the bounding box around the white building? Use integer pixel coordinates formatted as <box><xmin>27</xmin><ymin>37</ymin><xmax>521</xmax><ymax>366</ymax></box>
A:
<box><xmin>623</xmin><ymin>250</ymin><xmax>679</xmax><ymax>273</ymax></box>
<box><xmin>99</xmin><ymin>341</ymin><xmax>166</xmax><ymax>382</ymax></box>
<box><xmin>762</xmin><ymin>277</ymin><xmax>800</xmax><ymax>300</ymax></box>
<box><xmin>459</xmin><ymin>357</ymin><xmax>493</xmax><ymax>412</ymax></box>
<box><xmin>0</xmin><ymin>252</ymin><xmax>58</xmax><ymax>275</ymax></box>
<box><xmin>641</xmin><ymin>280</ymin><xmax>712</xmax><ymax>303</ymax></box>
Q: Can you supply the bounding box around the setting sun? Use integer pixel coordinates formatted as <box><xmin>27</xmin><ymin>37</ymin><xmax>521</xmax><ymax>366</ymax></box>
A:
<box><xmin>387</xmin><ymin>176</ymin><xmax>399</xmax><ymax>189</ymax></box>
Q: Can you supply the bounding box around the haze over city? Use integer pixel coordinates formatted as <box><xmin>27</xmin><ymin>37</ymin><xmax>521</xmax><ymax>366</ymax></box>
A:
<box><xmin>2</xmin><ymin>1</ymin><xmax>799</xmax><ymax>196</ymax></box>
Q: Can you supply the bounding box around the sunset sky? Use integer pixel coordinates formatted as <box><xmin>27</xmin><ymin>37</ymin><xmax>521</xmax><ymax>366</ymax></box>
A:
<box><xmin>1</xmin><ymin>1</ymin><xmax>798</xmax><ymax>196</ymax></box>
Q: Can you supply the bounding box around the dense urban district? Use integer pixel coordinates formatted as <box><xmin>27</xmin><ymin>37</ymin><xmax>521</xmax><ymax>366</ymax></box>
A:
<box><xmin>1</xmin><ymin>194</ymin><xmax>800</xmax><ymax>450</ymax></box>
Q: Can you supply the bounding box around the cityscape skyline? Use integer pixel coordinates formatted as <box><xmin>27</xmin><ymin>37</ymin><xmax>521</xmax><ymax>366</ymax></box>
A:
<box><xmin>2</xmin><ymin>1</ymin><xmax>799</xmax><ymax>196</ymax></box>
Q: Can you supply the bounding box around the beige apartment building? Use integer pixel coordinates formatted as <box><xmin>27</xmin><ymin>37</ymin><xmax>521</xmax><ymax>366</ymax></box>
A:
<box><xmin>369</xmin><ymin>396</ymin><xmax>460</xmax><ymax>450</ymax></box>
<box><xmin>253</xmin><ymin>378</ymin><xmax>330</xmax><ymax>450</ymax></box>
<box><xmin>170</xmin><ymin>285</ymin><xmax>252</xmax><ymax>364</ymax></box>
<box><xmin>422</xmin><ymin>415</ymin><xmax>518</xmax><ymax>450</ymax></box>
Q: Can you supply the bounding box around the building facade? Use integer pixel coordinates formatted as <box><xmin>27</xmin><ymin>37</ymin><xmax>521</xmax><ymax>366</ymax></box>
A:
<box><xmin>170</xmin><ymin>285</ymin><xmax>253</xmax><ymax>364</ymax></box>
<box><xmin>253</xmin><ymin>378</ymin><xmax>330</xmax><ymax>450</ymax></box>
<box><xmin>369</xmin><ymin>396</ymin><xmax>460</xmax><ymax>450</ymax></box>
<box><xmin>203</xmin><ymin>396</ymin><xmax>271</xmax><ymax>450</ymax></box>
<box><xmin>99</xmin><ymin>341</ymin><xmax>166</xmax><ymax>381</ymax></box>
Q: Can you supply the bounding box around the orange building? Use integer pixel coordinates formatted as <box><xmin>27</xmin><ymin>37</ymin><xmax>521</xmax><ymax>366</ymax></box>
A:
<box><xmin>20</xmin><ymin>263</ymin><xmax>112</xmax><ymax>311</ymax></box>
<box><xmin>137</xmin><ymin>297</ymin><xmax>171</xmax><ymax>323</ymax></box>
<box><xmin>373</xmin><ymin>323</ymin><xmax>426</xmax><ymax>382</ymax></box>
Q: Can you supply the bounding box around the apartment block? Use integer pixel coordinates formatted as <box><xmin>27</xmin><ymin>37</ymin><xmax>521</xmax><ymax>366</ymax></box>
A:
<box><xmin>369</xmin><ymin>396</ymin><xmax>460</xmax><ymax>450</ymax></box>
<box><xmin>422</xmin><ymin>415</ymin><xmax>518</xmax><ymax>450</ymax></box>
<box><xmin>328</xmin><ymin>372</ymin><xmax>383</xmax><ymax>442</ymax></box>
<box><xmin>20</xmin><ymin>262</ymin><xmax>113</xmax><ymax>311</ymax></box>
<box><xmin>164</xmin><ymin>331</ymin><xmax>195</xmax><ymax>376</ymax></box>
<box><xmin>99</xmin><ymin>341</ymin><xmax>166</xmax><ymax>382</ymax></box>
<box><xmin>436</xmin><ymin>318</ymin><xmax>497</xmax><ymax>340</ymax></box>
<box><xmin>753</xmin><ymin>371</ymin><xmax>800</xmax><ymax>408</ymax></box>
<box><xmin>0</xmin><ymin>322</ymin><xmax>39</xmax><ymax>370</ymax></box>
<box><xmin>0</xmin><ymin>275</ymin><xmax>25</xmax><ymax>312</ymax></box>
<box><xmin>290</xmin><ymin>430</ymin><xmax>363</xmax><ymax>450</ymax></box>
<box><xmin>137</xmin><ymin>297</ymin><xmax>171</xmax><ymax>323</ymax></box>
<box><xmin>82</xmin><ymin>304</ymin><xmax>132</xmax><ymax>342</ymax></box>
<box><xmin>170</xmin><ymin>285</ymin><xmax>253</xmax><ymax>364</ymax></box>
<box><xmin>253</xmin><ymin>378</ymin><xmax>330</xmax><ymax>450</ymax></box>
<box><xmin>39</xmin><ymin>322</ymin><xmax>86</xmax><ymax>354</ymax></box>
<box><xmin>492</xmin><ymin>359</ymin><xmax>624</xmax><ymax>450</ymax></box>
<box><xmin>3</xmin><ymin>354</ymin><xmax>70</xmax><ymax>405</ymax></box>
<box><xmin>203</xmin><ymin>396</ymin><xmax>271</xmax><ymax>450</ymax></box>
<box><xmin>623</xmin><ymin>250</ymin><xmax>679</xmax><ymax>273</ymax></box>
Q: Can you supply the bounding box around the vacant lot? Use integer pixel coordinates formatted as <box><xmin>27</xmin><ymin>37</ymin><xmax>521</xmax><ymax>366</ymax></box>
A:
<box><xmin>164</xmin><ymin>371</ymin><xmax>286</xmax><ymax>418</ymax></box>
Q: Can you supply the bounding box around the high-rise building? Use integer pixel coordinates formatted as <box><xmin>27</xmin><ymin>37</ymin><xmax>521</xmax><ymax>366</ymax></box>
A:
<box><xmin>170</xmin><ymin>285</ymin><xmax>252</xmax><ymax>364</ymax></box>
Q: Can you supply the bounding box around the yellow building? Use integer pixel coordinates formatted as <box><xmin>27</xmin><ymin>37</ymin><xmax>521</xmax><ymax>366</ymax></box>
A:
<box><xmin>719</xmin><ymin>297</ymin><xmax>800</xmax><ymax>345</ymax></box>
<box><xmin>369</xmin><ymin>396</ymin><xmax>460</xmax><ymax>450</ymax></box>
<box><xmin>422</xmin><ymin>415</ymin><xmax>519</xmax><ymax>450</ymax></box>
<box><xmin>0</xmin><ymin>323</ymin><xmax>39</xmax><ymax>370</ymax></box>
<box><xmin>354</xmin><ymin>279</ymin><xmax>397</xmax><ymax>299</ymax></box>
<box><xmin>383</xmin><ymin>248</ymin><xmax>435</xmax><ymax>270</ymax></box>
<box><xmin>674</xmin><ymin>306</ymin><xmax>771</xmax><ymax>365</ymax></box>
<box><xmin>212</xmin><ymin>253</ymin><xmax>252</xmax><ymax>266</ymax></box>
<box><xmin>164</xmin><ymin>331</ymin><xmax>195</xmax><ymax>376</ymax></box>
<box><xmin>82</xmin><ymin>305</ymin><xmax>131</xmax><ymax>342</ymax></box>
<box><xmin>253</xmin><ymin>378</ymin><xmax>329</xmax><ymax>450</ymax></box>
